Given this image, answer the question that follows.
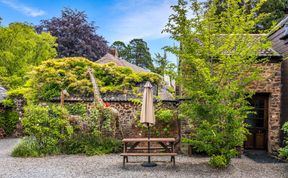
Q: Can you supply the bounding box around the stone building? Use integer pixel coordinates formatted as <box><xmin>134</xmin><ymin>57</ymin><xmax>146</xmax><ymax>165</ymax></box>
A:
<box><xmin>243</xmin><ymin>16</ymin><xmax>288</xmax><ymax>154</ymax></box>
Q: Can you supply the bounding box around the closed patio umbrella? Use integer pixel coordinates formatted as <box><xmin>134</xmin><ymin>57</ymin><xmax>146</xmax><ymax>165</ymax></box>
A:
<box><xmin>140</xmin><ymin>81</ymin><xmax>157</xmax><ymax>167</ymax></box>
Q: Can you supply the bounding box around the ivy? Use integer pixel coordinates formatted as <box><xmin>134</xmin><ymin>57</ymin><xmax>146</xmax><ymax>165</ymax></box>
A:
<box><xmin>65</xmin><ymin>103</ymin><xmax>87</xmax><ymax>116</ymax></box>
<box><xmin>11</xmin><ymin>57</ymin><xmax>162</xmax><ymax>102</ymax></box>
<box><xmin>131</xmin><ymin>102</ymin><xmax>176</xmax><ymax>137</ymax></box>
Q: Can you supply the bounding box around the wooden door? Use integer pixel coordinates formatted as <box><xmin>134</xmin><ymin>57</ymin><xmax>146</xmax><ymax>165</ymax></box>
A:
<box><xmin>244</xmin><ymin>94</ymin><xmax>268</xmax><ymax>150</ymax></box>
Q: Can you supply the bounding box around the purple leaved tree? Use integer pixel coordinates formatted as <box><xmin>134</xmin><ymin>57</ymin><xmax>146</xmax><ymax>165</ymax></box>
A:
<box><xmin>36</xmin><ymin>8</ymin><xmax>108</xmax><ymax>61</ymax></box>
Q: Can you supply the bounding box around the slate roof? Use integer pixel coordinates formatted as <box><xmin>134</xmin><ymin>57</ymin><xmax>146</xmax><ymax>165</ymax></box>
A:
<box><xmin>51</xmin><ymin>93</ymin><xmax>139</xmax><ymax>102</ymax></box>
<box><xmin>50</xmin><ymin>83</ymin><xmax>174</xmax><ymax>102</ymax></box>
<box><xmin>97</xmin><ymin>53</ymin><xmax>150</xmax><ymax>73</ymax></box>
<box><xmin>249</xmin><ymin>34</ymin><xmax>281</xmax><ymax>57</ymax></box>
<box><xmin>215</xmin><ymin>34</ymin><xmax>281</xmax><ymax>57</ymax></box>
<box><xmin>0</xmin><ymin>86</ymin><xmax>7</xmax><ymax>101</ymax></box>
<box><xmin>259</xmin><ymin>48</ymin><xmax>281</xmax><ymax>57</ymax></box>
<box><xmin>268</xmin><ymin>15</ymin><xmax>288</xmax><ymax>37</ymax></box>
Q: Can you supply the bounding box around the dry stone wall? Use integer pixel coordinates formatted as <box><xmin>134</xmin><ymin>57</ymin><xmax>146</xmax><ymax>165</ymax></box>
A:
<box><xmin>87</xmin><ymin>101</ymin><xmax>179</xmax><ymax>139</ymax></box>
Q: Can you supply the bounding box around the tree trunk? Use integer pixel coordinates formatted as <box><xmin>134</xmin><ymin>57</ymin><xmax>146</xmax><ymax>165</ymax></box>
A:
<box><xmin>87</xmin><ymin>67</ymin><xmax>101</xmax><ymax>103</ymax></box>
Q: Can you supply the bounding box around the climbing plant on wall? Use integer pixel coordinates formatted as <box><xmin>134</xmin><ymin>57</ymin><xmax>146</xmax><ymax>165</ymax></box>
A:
<box><xmin>8</xmin><ymin>57</ymin><xmax>162</xmax><ymax>103</ymax></box>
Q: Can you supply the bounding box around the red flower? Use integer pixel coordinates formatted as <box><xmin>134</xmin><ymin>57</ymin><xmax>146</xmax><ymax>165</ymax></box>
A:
<box><xmin>104</xmin><ymin>102</ymin><xmax>110</xmax><ymax>108</ymax></box>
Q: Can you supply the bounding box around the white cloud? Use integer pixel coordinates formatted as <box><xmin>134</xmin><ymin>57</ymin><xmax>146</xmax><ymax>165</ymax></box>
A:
<box><xmin>0</xmin><ymin>0</ymin><xmax>45</xmax><ymax>17</ymax></box>
<box><xmin>107</xmin><ymin>0</ymin><xmax>176</xmax><ymax>42</ymax></box>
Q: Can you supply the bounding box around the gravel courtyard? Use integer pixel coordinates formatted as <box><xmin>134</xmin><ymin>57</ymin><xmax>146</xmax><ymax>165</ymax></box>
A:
<box><xmin>0</xmin><ymin>138</ymin><xmax>287</xmax><ymax>178</ymax></box>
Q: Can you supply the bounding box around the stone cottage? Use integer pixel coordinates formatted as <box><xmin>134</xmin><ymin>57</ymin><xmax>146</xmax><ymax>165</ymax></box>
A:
<box><xmin>242</xmin><ymin>15</ymin><xmax>288</xmax><ymax>154</ymax></box>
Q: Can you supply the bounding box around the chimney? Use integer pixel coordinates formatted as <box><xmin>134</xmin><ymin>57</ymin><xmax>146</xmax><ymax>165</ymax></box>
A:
<box><xmin>109</xmin><ymin>48</ymin><xmax>118</xmax><ymax>58</ymax></box>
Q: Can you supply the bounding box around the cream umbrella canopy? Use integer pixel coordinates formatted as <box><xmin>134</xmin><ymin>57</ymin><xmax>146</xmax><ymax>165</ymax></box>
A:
<box><xmin>140</xmin><ymin>81</ymin><xmax>157</xmax><ymax>167</ymax></box>
<box><xmin>140</xmin><ymin>81</ymin><xmax>155</xmax><ymax>125</ymax></box>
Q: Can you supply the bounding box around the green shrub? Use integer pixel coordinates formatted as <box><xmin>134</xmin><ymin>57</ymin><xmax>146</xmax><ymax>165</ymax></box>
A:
<box><xmin>208</xmin><ymin>155</ymin><xmax>229</xmax><ymax>168</ymax></box>
<box><xmin>65</xmin><ymin>103</ymin><xmax>86</xmax><ymax>116</ymax></box>
<box><xmin>16</xmin><ymin>57</ymin><xmax>162</xmax><ymax>102</ymax></box>
<box><xmin>101</xmin><ymin>107</ymin><xmax>114</xmax><ymax>131</ymax></box>
<box><xmin>61</xmin><ymin>133</ymin><xmax>122</xmax><ymax>156</ymax></box>
<box><xmin>156</xmin><ymin>109</ymin><xmax>174</xmax><ymax>123</ymax></box>
<box><xmin>0</xmin><ymin>110</ymin><xmax>19</xmax><ymax>135</ymax></box>
<box><xmin>279</xmin><ymin>122</ymin><xmax>288</xmax><ymax>159</ymax></box>
<box><xmin>279</xmin><ymin>147</ymin><xmax>288</xmax><ymax>159</ymax></box>
<box><xmin>12</xmin><ymin>137</ymin><xmax>41</xmax><ymax>157</ymax></box>
<box><xmin>22</xmin><ymin>104</ymin><xmax>73</xmax><ymax>155</ymax></box>
<box><xmin>0</xmin><ymin>98</ymin><xmax>14</xmax><ymax>107</ymax></box>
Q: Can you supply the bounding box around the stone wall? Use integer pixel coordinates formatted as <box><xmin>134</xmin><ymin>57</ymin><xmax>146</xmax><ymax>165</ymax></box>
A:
<box><xmin>87</xmin><ymin>101</ymin><xmax>179</xmax><ymax>139</ymax></box>
<box><xmin>179</xmin><ymin>62</ymin><xmax>282</xmax><ymax>154</ymax></box>
<box><xmin>249</xmin><ymin>62</ymin><xmax>282</xmax><ymax>153</ymax></box>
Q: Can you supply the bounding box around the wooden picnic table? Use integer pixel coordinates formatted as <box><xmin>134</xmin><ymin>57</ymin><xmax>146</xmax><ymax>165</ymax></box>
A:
<box><xmin>120</xmin><ymin>138</ymin><xmax>177</xmax><ymax>167</ymax></box>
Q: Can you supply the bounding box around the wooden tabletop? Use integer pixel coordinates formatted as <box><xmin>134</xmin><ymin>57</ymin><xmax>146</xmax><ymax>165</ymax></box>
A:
<box><xmin>122</xmin><ymin>138</ymin><xmax>176</xmax><ymax>142</ymax></box>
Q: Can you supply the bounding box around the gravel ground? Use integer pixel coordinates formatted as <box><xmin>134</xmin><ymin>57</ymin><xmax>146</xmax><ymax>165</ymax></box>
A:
<box><xmin>0</xmin><ymin>138</ymin><xmax>287</xmax><ymax>178</ymax></box>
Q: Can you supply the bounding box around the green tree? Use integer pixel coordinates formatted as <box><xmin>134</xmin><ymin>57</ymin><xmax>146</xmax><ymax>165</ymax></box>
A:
<box><xmin>110</xmin><ymin>39</ymin><xmax>154</xmax><ymax>71</ymax></box>
<box><xmin>257</xmin><ymin>0</ymin><xmax>288</xmax><ymax>31</ymax></box>
<box><xmin>110</xmin><ymin>41</ymin><xmax>129</xmax><ymax>59</ymax></box>
<box><xmin>127</xmin><ymin>39</ymin><xmax>154</xmax><ymax>70</ymax></box>
<box><xmin>153</xmin><ymin>51</ymin><xmax>169</xmax><ymax>76</ymax></box>
<box><xmin>0</xmin><ymin>23</ymin><xmax>57</xmax><ymax>89</ymax></box>
<box><xmin>165</xmin><ymin>0</ymin><xmax>270</xmax><ymax>167</ymax></box>
<box><xmin>206</xmin><ymin>0</ymin><xmax>288</xmax><ymax>32</ymax></box>
<box><xmin>36</xmin><ymin>8</ymin><xmax>108</xmax><ymax>61</ymax></box>
<box><xmin>163</xmin><ymin>0</ymin><xmax>190</xmax><ymax>95</ymax></box>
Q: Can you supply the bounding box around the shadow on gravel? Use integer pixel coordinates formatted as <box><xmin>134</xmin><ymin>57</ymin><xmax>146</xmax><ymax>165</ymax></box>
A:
<box><xmin>120</xmin><ymin>161</ymin><xmax>231</xmax><ymax>175</ymax></box>
<box><xmin>244</xmin><ymin>150</ymin><xmax>285</xmax><ymax>163</ymax></box>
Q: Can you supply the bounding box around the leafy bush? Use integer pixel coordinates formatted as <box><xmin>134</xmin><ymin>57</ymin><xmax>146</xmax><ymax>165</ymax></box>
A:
<box><xmin>61</xmin><ymin>133</ymin><xmax>122</xmax><ymax>156</ymax></box>
<box><xmin>12</xmin><ymin>137</ymin><xmax>41</xmax><ymax>157</ymax></box>
<box><xmin>279</xmin><ymin>147</ymin><xmax>288</xmax><ymax>159</ymax></box>
<box><xmin>0</xmin><ymin>98</ymin><xmax>14</xmax><ymax>107</ymax></box>
<box><xmin>13</xmin><ymin>102</ymin><xmax>120</xmax><ymax>157</ymax></box>
<box><xmin>131</xmin><ymin>104</ymin><xmax>176</xmax><ymax>137</ymax></box>
<box><xmin>0</xmin><ymin>110</ymin><xmax>19</xmax><ymax>135</ymax></box>
<box><xmin>208</xmin><ymin>155</ymin><xmax>229</xmax><ymax>168</ymax></box>
<box><xmin>17</xmin><ymin>57</ymin><xmax>162</xmax><ymax>101</ymax></box>
<box><xmin>156</xmin><ymin>109</ymin><xmax>174</xmax><ymax>123</ymax></box>
<box><xmin>279</xmin><ymin>122</ymin><xmax>288</xmax><ymax>159</ymax></box>
<box><xmin>65</xmin><ymin>103</ymin><xmax>86</xmax><ymax>116</ymax></box>
<box><xmin>22</xmin><ymin>104</ymin><xmax>73</xmax><ymax>155</ymax></box>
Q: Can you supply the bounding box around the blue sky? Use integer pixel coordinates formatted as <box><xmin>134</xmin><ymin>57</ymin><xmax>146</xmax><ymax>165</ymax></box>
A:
<box><xmin>0</xmin><ymin>0</ymin><xmax>178</xmax><ymax>63</ymax></box>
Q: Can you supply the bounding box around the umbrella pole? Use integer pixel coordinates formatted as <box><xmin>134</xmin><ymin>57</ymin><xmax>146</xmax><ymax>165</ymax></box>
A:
<box><xmin>142</xmin><ymin>123</ymin><xmax>157</xmax><ymax>167</ymax></box>
<box><xmin>148</xmin><ymin>123</ymin><xmax>151</xmax><ymax>163</ymax></box>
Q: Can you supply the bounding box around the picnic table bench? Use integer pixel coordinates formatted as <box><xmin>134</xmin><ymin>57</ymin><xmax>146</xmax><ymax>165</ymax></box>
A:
<box><xmin>120</xmin><ymin>138</ymin><xmax>177</xmax><ymax>167</ymax></box>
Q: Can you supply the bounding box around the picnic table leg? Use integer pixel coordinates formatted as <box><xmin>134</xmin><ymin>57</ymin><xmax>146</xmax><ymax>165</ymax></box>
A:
<box><xmin>172</xmin><ymin>156</ymin><xmax>175</xmax><ymax>167</ymax></box>
<box><xmin>123</xmin><ymin>156</ymin><xmax>126</xmax><ymax>167</ymax></box>
<box><xmin>123</xmin><ymin>142</ymin><xmax>127</xmax><ymax>167</ymax></box>
<box><xmin>171</xmin><ymin>142</ymin><xmax>175</xmax><ymax>166</ymax></box>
